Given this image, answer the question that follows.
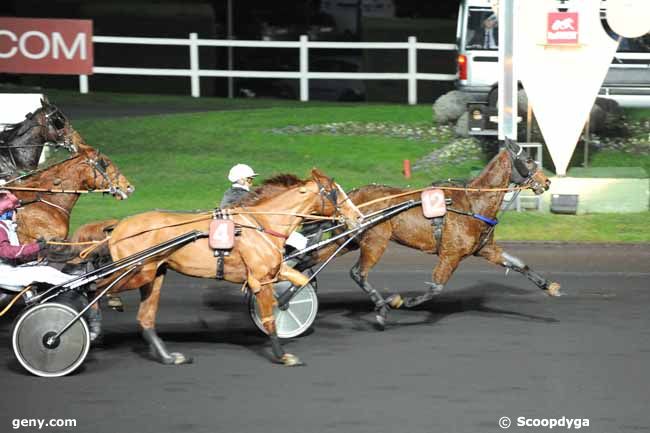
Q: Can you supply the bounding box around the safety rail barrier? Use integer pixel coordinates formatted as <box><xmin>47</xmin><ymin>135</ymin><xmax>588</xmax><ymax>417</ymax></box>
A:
<box><xmin>79</xmin><ymin>34</ymin><xmax>458</xmax><ymax>105</ymax></box>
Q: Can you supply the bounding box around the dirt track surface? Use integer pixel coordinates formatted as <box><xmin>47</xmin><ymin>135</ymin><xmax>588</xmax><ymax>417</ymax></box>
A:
<box><xmin>1</xmin><ymin>243</ymin><xmax>649</xmax><ymax>433</ymax></box>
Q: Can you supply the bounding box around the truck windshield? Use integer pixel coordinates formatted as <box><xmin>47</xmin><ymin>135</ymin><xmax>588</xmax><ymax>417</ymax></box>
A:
<box><xmin>610</xmin><ymin>33</ymin><xmax>650</xmax><ymax>53</ymax></box>
<box><xmin>465</xmin><ymin>8</ymin><xmax>498</xmax><ymax>51</ymax></box>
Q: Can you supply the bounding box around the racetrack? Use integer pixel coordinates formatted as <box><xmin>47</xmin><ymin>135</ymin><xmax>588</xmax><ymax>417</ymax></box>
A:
<box><xmin>1</xmin><ymin>242</ymin><xmax>649</xmax><ymax>433</ymax></box>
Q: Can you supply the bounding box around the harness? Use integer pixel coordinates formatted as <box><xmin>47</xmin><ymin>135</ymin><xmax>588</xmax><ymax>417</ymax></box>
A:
<box><xmin>427</xmin><ymin>144</ymin><xmax>539</xmax><ymax>254</ymax></box>
<box><xmin>211</xmin><ymin>178</ymin><xmax>347</xmax><ymax>280</ymax></box>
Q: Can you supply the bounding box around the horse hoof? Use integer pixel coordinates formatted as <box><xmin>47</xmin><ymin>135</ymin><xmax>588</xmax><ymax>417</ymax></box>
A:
<box><xmin>375</xmin><ymin>314</ymin><xmax>386</xmax><ymax>331</ymax></box>
<box><xmin>282</xmin><ymin>353</ymin><xmax>304</xmax><ymax>367</ymax></box>
<box><xmin>386</xmin><ymin>294</ymin><xmax>404</xmax><ymax>309</ymax></box>
<box><xmin>170</xmin><ymin>352</ymin><xmax>193</xmax><ymax>365</ymax></box>
<box><xmin>156</xmin><ymin>352</ymin><xmax>193</xmax><ymax>365</ymax></box>
<box><xmin>545</xmin><ymin>282</ymin><xmax>562</xmax><ymax>297</ymax></box>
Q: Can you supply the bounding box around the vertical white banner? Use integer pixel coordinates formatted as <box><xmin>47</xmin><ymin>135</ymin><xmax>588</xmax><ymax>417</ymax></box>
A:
<box><xmin>516</xmin><ymin>0</ymin><xmax>618</xmax><ymax>175</ymax></box>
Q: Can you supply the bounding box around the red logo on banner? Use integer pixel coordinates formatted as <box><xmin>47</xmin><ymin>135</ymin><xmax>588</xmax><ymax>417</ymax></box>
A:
<box><xmin>0</xmin><ymin>17</ymin><xmax>93</xmax><ymax>74</ymax></box>
<box><xmin>547</xmin><ymin>12</ymin><xmax>579</xmax><ymax>45</ymax></box>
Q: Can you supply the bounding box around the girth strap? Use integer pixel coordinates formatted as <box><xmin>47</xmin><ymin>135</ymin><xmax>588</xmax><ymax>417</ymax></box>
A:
<box><xmin>215</xmin><ymin>251</ymin><xmax>226</xmax><ymax>280</ymax></box>
<box><xmin>431</xmin><ymin>216</ymin><xmax>445</xmax><ymax>255</ymax></box>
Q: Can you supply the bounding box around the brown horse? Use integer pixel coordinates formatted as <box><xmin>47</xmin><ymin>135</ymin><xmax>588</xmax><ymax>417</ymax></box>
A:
<box><xmin>102</xmin><ymin>169</ymin><xmax>360</xmax><ymax>366</ymax></box>
<box><xmin>314</xmin><ymin>139</ymin><xmax>557</xmax><ymax>326</ymax></box>
<box><xmin>9</xmin><ymin>131</ymin><xmax>133</xmax><ymax>242</ymax></box>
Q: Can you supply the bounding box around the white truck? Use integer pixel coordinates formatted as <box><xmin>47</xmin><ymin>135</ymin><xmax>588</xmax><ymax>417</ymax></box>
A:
<box><xmin>456</xmin><ymin>0</ymin><xmax>650</xmax><ymax>108</ymax></box>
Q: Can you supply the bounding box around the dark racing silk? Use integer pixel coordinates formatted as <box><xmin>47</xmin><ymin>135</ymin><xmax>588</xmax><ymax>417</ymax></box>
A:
<box><xmin>220</xmin><ymin>186</ymin><xmax>250</xmax><ymax>208</ymax></box>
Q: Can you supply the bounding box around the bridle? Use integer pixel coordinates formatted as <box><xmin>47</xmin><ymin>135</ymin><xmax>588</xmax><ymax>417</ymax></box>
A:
<box><xmin>506</xmin><ymin>141</ymin><xmax>546</xmax><ymax>194</ymax></box>
<box><xmin>313</xmin><ymin>177</ymin><xmax>363</xmax><ymax>225</ymax></box>
<box><xmin>85</xmin><ymin>153</ymin><xmax>129</xmax><ymax>199</ymax></box>
<box><xmin>315</xmin><ymin>177</ymin><xmax>340</xmax><ymax>216</ymax></box>
<box><xmin>42</xmin><ymin>106</ymin><xmax>75</xmax><ymax>152</ymax></box>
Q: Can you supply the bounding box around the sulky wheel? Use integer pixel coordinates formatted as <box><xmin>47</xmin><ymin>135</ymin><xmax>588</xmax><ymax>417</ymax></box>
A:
<box><xmin>249</xmin><ymin>279</ymin><xmax>318</xmax><ymax>339</ymax></box>
<box><xmin>12</xmin><ymin>302</ymin><xmax>90</xmax><ymax>378</ymax></box>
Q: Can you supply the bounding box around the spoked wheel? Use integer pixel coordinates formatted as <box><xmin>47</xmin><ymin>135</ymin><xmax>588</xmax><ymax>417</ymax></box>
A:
<box><xmin>12</xmin><ymin>302</ymin><xmax>90</xmax><ymax>378</ymax></box>
<box><xmin>249</xmin><ymin>279</ymin><xmax>318</xmax><ymax>339</ymax></box>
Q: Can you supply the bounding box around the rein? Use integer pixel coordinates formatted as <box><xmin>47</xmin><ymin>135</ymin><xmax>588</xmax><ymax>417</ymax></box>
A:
<box><xmin>356</xmin><ymin>184</ymin><xmax>531</xmax><ymax>209</ymax></box>
<box><xmin>3</xmin><ymin>186</ymin><xmax>111</xmax><ymax>194</ymax></box>
<box><xmin>107</xmin><ymin>183</ymin><xmax>345</xmax><ymax>246</ymax></box>
<box><xmin>1</xmin><ymin>152</ymin><xmax>119</xmax><ymax>194</ymax></box>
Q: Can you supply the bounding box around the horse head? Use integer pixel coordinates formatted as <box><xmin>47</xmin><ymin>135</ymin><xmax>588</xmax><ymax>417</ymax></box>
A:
<box><xmin>39</xmin><ymin>98</ymin><xmax>75</xmax><ymax>151</ymax></box>
<box><xmin>74</xmin><ymin>135</ymin><xmax>135</xmax><ymax>200</ymax></box>
<box><xmin>310</xmin><ymin>168</ymin><xmax>363</xmax><ymax>226</ymax></box>
<box><xmin>504</xmin><ymin>139</ymin><xmax>550</xmax><ymax>195</ymax></box>
<box><xmin>0</xmin><ymin>100</ymin><xmax>69</xmax><ymax>172</ymax></box>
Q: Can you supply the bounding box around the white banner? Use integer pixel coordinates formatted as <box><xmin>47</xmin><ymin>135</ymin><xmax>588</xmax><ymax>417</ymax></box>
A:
<box><xmin>516</xmin><ymin>0</ymin><xmax>618</xmax><ymax>175</ymax></box>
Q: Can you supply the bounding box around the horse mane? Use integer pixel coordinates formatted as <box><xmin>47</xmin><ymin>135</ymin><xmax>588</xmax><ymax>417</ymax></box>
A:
<box><xmin>468</xmin><ymin>148</ymin><xmax>510</xmax><ymax>188</ymax></box>
<box><xmin>239</xmin><ymin>173</ymin><xmax>307</xmax><ymax>206</ymax></box>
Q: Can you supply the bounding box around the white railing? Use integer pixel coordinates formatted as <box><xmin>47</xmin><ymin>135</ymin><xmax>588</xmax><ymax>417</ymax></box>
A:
<box><xmin>79</xmin><ymin>33</ymin><xmax>458</xmax><ymax>105</ymax></box>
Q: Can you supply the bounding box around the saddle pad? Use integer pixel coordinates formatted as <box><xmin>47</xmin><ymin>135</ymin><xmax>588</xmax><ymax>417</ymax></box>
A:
<box><xmin>209</xmin><ymin>219</ymin><xmax>235</xmax><ymax>250</ymax></box>
<box><xmin>421</xmin><ymin>188</ymin><xmax>447</xmax><ymax>218</ymax></box>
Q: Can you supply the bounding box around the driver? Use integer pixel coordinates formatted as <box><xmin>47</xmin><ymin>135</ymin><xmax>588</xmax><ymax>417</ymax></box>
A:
<box><xmin>220</xmin><ymin>163</ymin><xmax>258</xmax><ymax>208</ymax></box>
<box><xmin>0</xmin><ymin>191</ymin><xmax>67</xmax><ymax>285</ymax></box>
<box><xmin>0</xmin><ymin>190</ymin><xmax>102</xmax><ymax>340</ymax></box>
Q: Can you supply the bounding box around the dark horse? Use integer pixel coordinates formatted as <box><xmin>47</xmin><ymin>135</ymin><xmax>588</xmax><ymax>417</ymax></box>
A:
<box><xmin>315</xmin><ymin>139</ymin><xmax>558</xmax><ymax>326</ymax></box>
<box><xmin>0</xmin><ymin>98</ymin><xmax>73</xmax><ymax>179</ymax></box>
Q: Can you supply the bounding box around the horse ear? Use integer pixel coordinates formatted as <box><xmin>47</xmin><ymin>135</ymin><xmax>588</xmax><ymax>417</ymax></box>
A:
<box><xmin>71</xmin><ymin>131</ymin><xmax>90</xmax><ymax>153</ymax></box>
<box><xmin>311</xmin><ymin>167</ymin><xmax>325</xmax><ymax>179</ymax></box>
<box><xmin>40</xmin><ymin>96</ymin><xmax>50</xmax><ymax>107</ymax></box>
<box><xmin>504</xmin><ymin>138</ymin><xmax>521</xmax><ymax>155</ymax></box>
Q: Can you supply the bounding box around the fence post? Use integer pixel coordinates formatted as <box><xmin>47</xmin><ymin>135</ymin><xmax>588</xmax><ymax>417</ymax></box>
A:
<box><xmin>299</xmin><ymin>35</ymin><xmax>309</xmax><ymax>102</ymax></box>
<box><xmin>189</xmin><ymin>33</ymin><xmax>200</xmax><ymax>98</ymax></box>
<box><xmin>407</xmin><ymin>36</ymin><xmax>417</xmax><ymax>105</ymax></box>
<box><xmin>79</xmin><ymin>75</ymin><xmax>88</xmax><ymax>94</ymax></box>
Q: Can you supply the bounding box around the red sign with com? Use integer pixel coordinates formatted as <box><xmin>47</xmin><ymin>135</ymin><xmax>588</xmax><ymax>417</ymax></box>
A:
<box><xmin>547</xmin><ymin>12</ymin><xmax>579</xmax><ymax>45</ymax></box>
<box><xmin>0</xmin><ymin>17</ymin><xmax>93</xmax><ymax>74</ymax></box>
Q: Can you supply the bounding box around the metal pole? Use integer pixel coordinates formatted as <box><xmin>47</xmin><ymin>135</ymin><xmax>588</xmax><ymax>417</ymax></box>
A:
<box><xmin>526</xmin><ymin>101</ymin><xmax>533</xmax><ymax>143</ymax></box>
<box><xmin>583</xmin><ymin>117</ymin><xmax>590</xmax><ymax>168</ymax></box>
<box><xmin>227</xmin><ymin>0</ymin><xmax>234</xmax><ymax>98</ymax></box>
<box><xmin>498</xmin><ymin>0</ymin><xmax>517</xmax><ymax>141</ymax></box>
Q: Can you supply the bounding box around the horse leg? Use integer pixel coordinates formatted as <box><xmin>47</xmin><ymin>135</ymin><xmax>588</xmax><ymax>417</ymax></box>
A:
<box><xmin>138</xmin><ymin>269</ymin><xmax>192</xmax><ymax>365</ymax></box>
<box><xmin>248</xmin><ymin>274</ymin><xmax>303</xmax><ymax>367</ymax></box>
<box><xmin>349</xmin><ymin>234</ymin><xmax>402</xmax><ymax>328</ymax></box>
<box><xmin>396</xmin><ymin>254</ymin><xmax>462</xmax><ymax>308</ymax></box>
<box><xmin>476</xmin><ymin>242</ymin><xmax>562</xmax><ymax>296</ymax></box>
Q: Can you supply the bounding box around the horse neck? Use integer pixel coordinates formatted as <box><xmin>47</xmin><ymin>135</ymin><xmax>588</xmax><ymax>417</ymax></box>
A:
<box><xmin>19</xmin><ymin>155</ymin><xmax>89</xmax><ymax>212</ymax></box>
<box><xmin>466</xmin><ymin>151</ymin><xmax>512</xmax><ymax>217</ymax></box>
<box><xmin>252</xmin><ymin>186</ymin><xmax>321</xmax><ymax>235</ymax></box>
<box><xmin>5</xmin><ymin>121</ymin><xmax>45</xmax><ymax>169</ymax></box>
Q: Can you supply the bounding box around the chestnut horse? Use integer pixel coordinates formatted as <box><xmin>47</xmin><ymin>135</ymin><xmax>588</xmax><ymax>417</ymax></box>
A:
<box><xmin>103</xmin><ymin>169</ymin><xmax>360</xmax><ymax>366</ymax></box>
<box><xmin>315</xmin><ymin>139</ymin><xmax>557</xmax><ymax>326</ymax></box>
<box><xmin>0</xmin><ymin>98</ymin><xmax>73</xmax><ymax>179</ymax></box>
<box><xmin>8</xmin><ymin>131</ymin><xmax>133</xmax><ymax>242</ymax></box>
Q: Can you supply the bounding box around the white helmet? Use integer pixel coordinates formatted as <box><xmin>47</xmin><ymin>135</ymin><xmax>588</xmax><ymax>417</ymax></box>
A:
<box><xmin>228</xmin><ymin>164</ymin><xmax>258</xmax><ymax>183</ymax></box>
